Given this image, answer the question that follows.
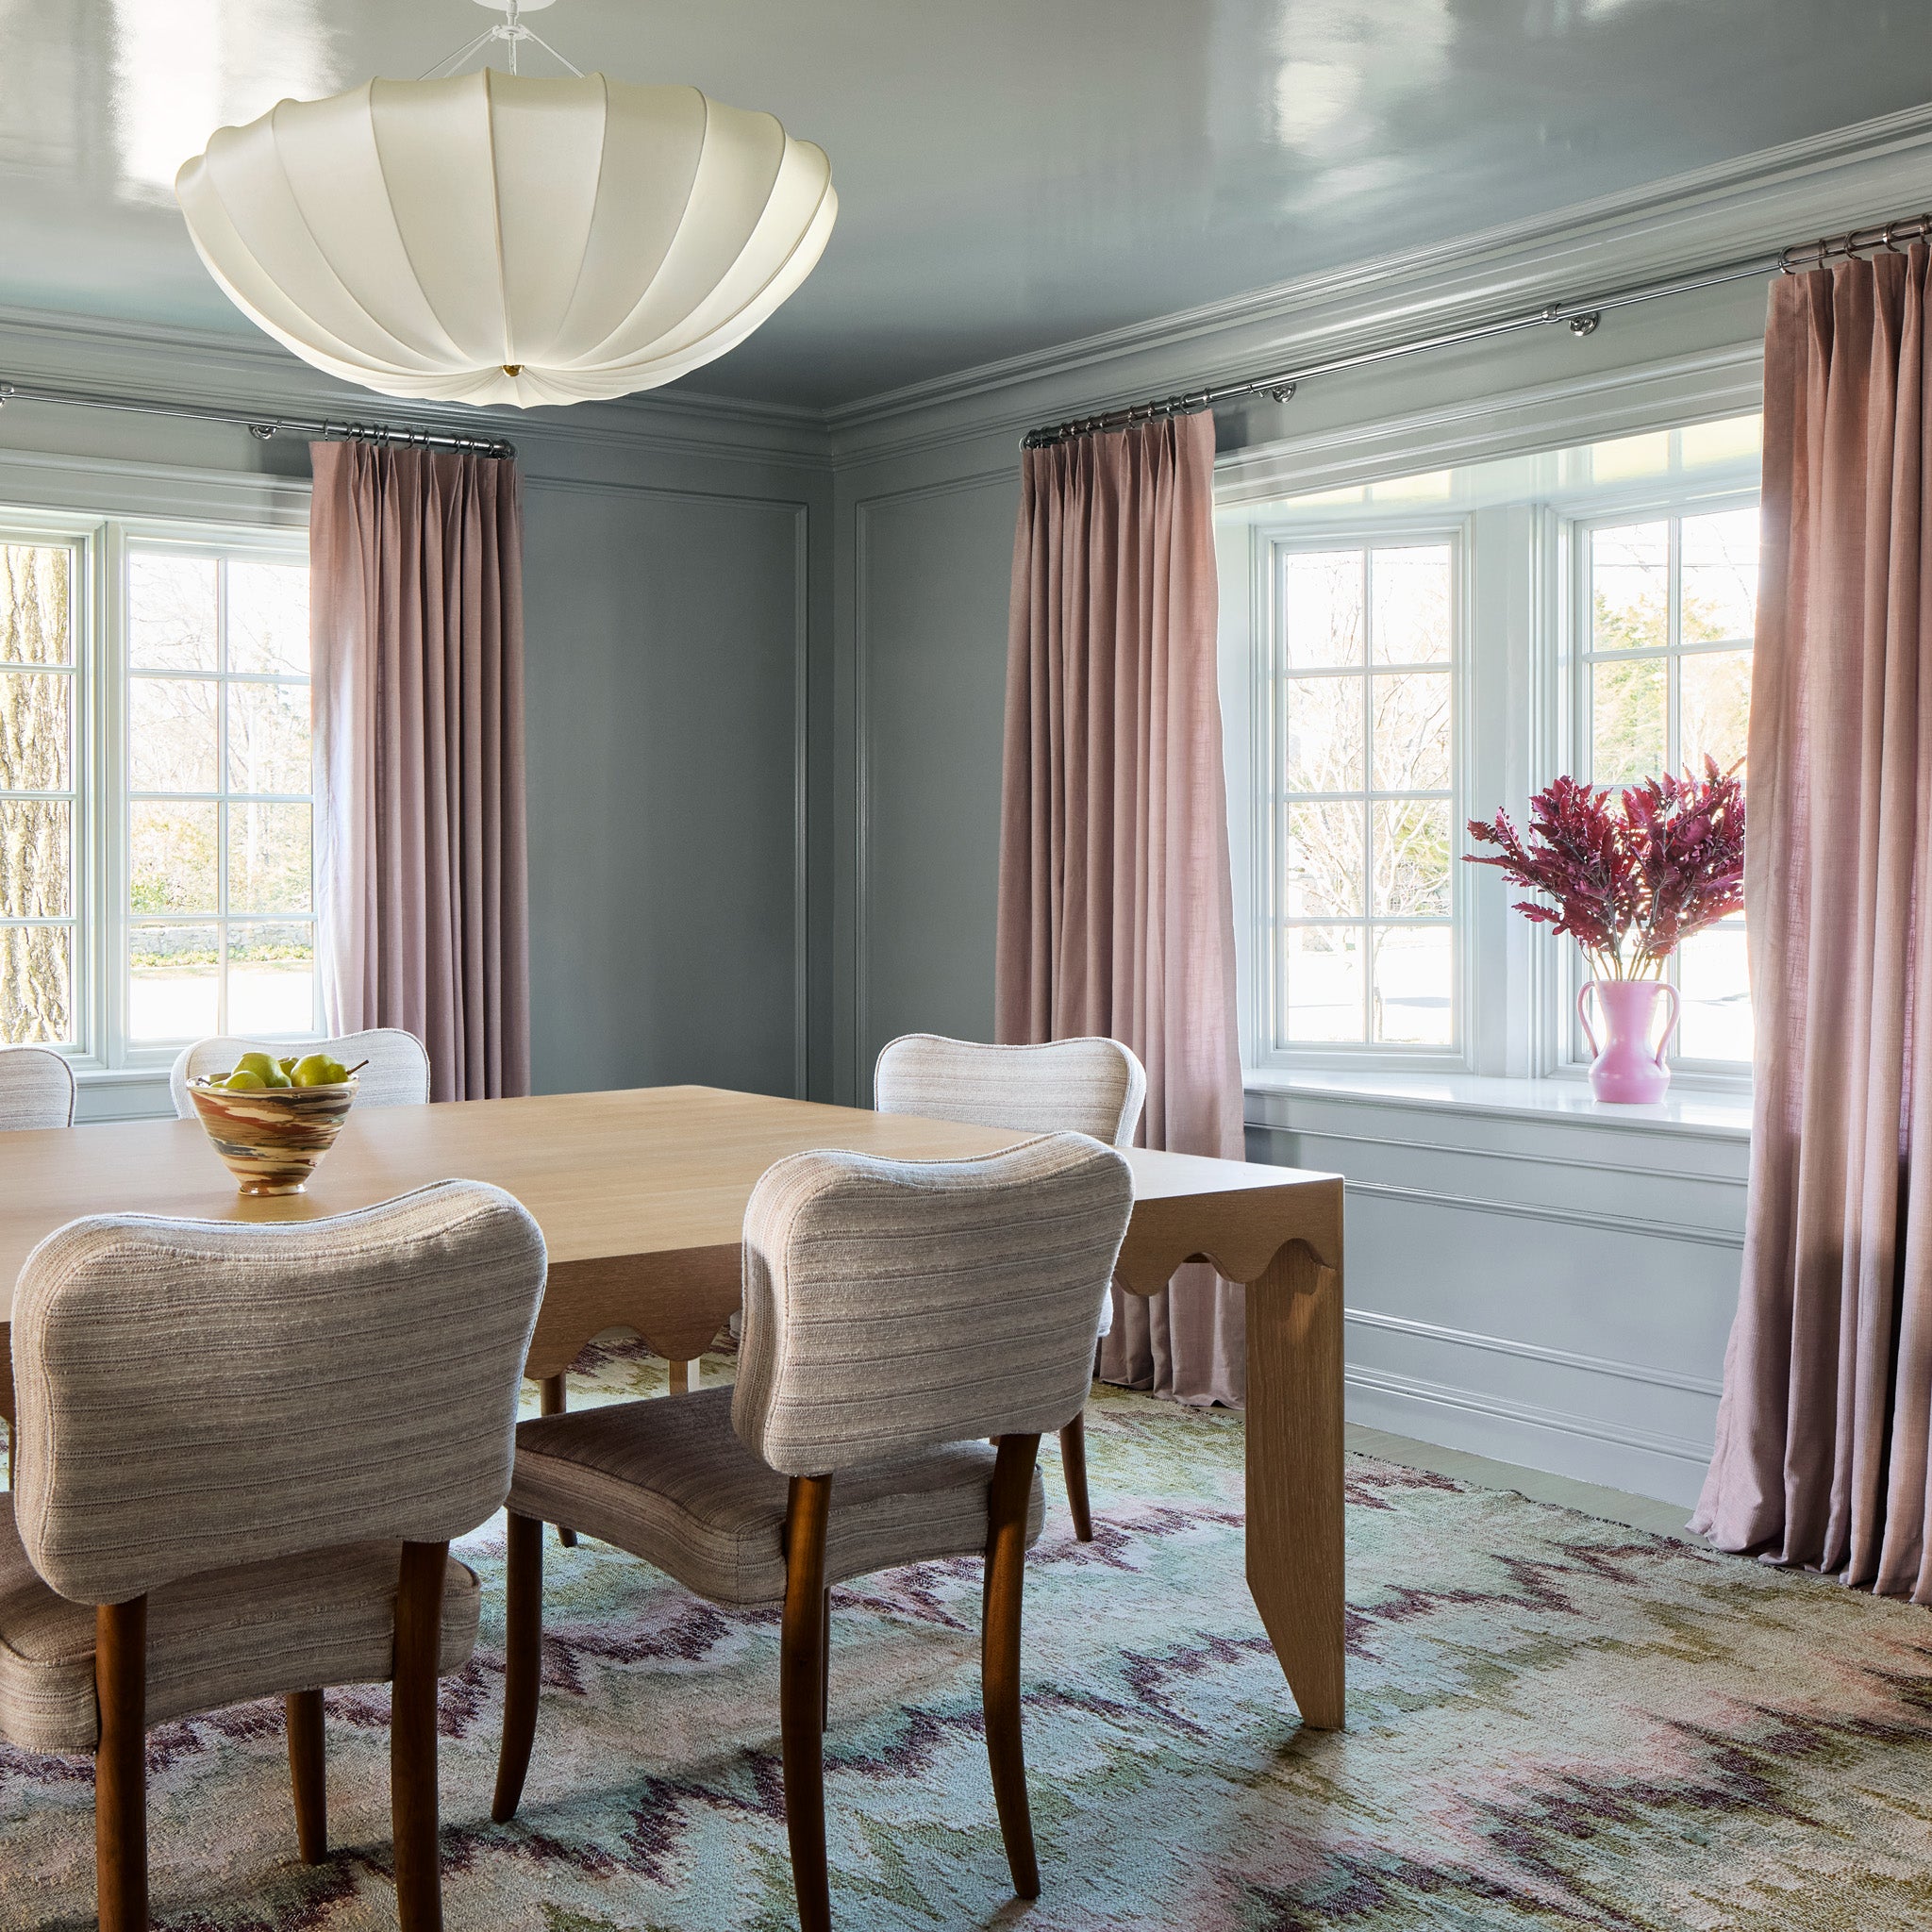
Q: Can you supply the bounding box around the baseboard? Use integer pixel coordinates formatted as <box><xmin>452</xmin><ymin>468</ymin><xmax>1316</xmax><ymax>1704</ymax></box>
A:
<box><xmin>1344</xmin><ymin>1361</ymin><xmax>1711</xmax><ymax>1509</ymax></box>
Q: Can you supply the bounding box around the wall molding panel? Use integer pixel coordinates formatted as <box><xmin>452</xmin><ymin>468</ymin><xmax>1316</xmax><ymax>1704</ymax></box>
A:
<box><xmin>1251</xmin><ymin>1092</ymin><xmax>1747</xmax><ymax>1507</ymax></box>
<box><xmin>1341</xmin><ymin>1179</ymin><xmax>1746</xmax><ymax>1253</ymax></box>
<box><xmin>1345</xmin><ymin>1362</ymin><xmax>1715</xmax><ymax>1505</ymax></box>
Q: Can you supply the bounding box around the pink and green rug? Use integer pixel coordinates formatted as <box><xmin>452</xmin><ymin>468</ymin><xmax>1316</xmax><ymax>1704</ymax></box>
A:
<box><xmin>4</xmin><ymin>1344</ymin><xmax>1931</xmax><ymax>1930</ymax></box>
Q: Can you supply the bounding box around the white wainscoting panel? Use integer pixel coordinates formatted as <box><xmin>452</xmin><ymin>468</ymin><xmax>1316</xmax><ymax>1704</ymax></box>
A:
<box><xmin>1247</xmin><ymin>1080</ymin><xmax>1750</xmax><ymax>1507</ymax></box>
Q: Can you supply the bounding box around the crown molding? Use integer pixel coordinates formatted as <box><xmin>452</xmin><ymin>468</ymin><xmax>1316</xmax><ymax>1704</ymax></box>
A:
<box><xmin>822</xmin><ymin>100</ymin><xmax>1932</xmax><ymax>471</ymax></box>
<box><xmin>0</xmin><ymin>304</ymin><xmax>833</xmax><ymax>473</ymax></box>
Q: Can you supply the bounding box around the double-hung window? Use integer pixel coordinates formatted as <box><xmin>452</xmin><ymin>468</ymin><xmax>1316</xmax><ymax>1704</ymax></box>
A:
<box><xmin>0</xmin><ymin>516</ymin><xmax>317</xmax><ymax>1071</ymax></box>
<box><xmin>1577</xmin><ymin>503</ymin><xmax>1756</xmax><ymax>1066</ymax></box>
<box><xmin>0</xmin><ymin>541</ymin><xmax>82</xmax><ymax>1047</ymax></box>
<box><xmin>1265</xmin><ymin>538</ymin><xmax>1458</xmax><ymax>1051</ymax></box>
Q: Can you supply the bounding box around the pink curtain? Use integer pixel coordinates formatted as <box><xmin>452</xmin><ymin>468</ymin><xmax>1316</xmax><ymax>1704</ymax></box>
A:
<box><xmin>995</xmin><ymin>411</ymin><xmax>1247</xmax><ymax>1406</ymax></box>
<box><xmin>1692</xmin><ymin>244</ymin><xmax>1932</xmax><ymax>1599</ymax></box>
<box><xmin>309</xmin><ymin>441</ymin><xmax>530</xmax><ymax>1102</ymax></box>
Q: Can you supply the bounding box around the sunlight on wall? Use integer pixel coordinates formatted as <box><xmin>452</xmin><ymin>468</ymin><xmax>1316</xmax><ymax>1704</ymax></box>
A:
<box><xmin>111</xmin><ymin>0</ymin><xmax>334</xmax><ymax>202</ymax></box>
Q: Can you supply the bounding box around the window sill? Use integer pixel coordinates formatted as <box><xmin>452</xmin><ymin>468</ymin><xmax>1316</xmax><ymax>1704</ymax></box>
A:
<box><xmin>72</xmin><ymin>1065</ymin><xmax>175</xmax><ymax>1123</ymax></box>
<box><xmin>1243</xmin><ymin>1067</ymin><xmax>1752</xmax><ymax>1141</ymax></box>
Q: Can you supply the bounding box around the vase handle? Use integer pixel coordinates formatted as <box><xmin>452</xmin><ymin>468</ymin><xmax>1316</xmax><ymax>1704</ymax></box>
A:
<box><xmin>1653</xmin><ymin>980</ymin><xmax>1681</xmax><ymax>1068</ymax></box>
<box><xmin>1576</xmin><ymin>980</ymin><xmax>1599</xmax><ymax>1058</ymax></box>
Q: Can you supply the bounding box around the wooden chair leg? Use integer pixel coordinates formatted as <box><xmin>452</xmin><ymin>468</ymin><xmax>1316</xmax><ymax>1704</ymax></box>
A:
<box><xmin>1058</xmin><ymin>1410</ymin><xmax>1094</xmax><ymax>1541</ymax></box>
<box><xmin>668</xmin><ymin>1357</ymin><xmax>692</xmax><ymax>1394</ymax></box>
<box><xmin>984</xmin><ymin>1435</ymin><xmax>1041</xmax><ymax>1900</ymax></box>
<box><xmin>95</xmin><ymin>1596</ymin><xmax>149</xmax><ymax>1932</ymax></box>
<box><xmin>538</xmin><ymin>1376</ymin><xmax>577</xmax><ymax>1548</ymax></box>
<box><xmin>286</xmin><ymin>1689</ymin><xmax>328</xmax><ymax>1863</ymax></box>
<box><xmin>779</xmin><ymin>1474</ymin><xmax>833</xmax><ymax>1932</ymax></box>
<box><xmin>391</xmin><ymin>1541</ymin><xmax>448</xmax><ymax>1932</ymax></box>
<box><xmin>492</xmin><ymin>1511</ymin><xmax>543</xmax><ymax>1824</ymax></box>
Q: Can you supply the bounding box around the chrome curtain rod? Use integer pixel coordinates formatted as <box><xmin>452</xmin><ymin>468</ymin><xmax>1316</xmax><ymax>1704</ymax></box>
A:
<box><xmin>1021</xmin><ymin>210</ymin><xmax>1932</xmax><ymax>450</ymax></box>
<box><xmin>0</xmin><ymin>380</ymin><xmax>516</xmax><ymax>459</ymax></box>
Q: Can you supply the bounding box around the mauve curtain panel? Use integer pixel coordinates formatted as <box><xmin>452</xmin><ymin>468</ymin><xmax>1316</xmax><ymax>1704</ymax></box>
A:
<box><xmin>995</xmin><ymin>410</ymin><xmax>1247</xmax><ymax>1406</ymax></box>
<box><xmin>1692</xmin><ymin>244</ymin><xmax>1932</xmax><ymax>1599</ymax></box>
<box><xmin>309</xmin><ymin>441</ymin><xmax>531</xmax><ymax>1102</ymax></box>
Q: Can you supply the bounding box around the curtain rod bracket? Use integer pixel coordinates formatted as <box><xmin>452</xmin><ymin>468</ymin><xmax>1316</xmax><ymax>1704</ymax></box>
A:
<box><xmin>1568</xmin><ymin>312</ymin><xmax>1601</xmax><ymax>338</ymax></box>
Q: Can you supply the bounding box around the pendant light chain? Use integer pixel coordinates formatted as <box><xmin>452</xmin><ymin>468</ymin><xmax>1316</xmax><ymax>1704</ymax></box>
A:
<box><xmin>419</xmin><ymin>1</ymin><xmax>584</xmax><ymax>81</ymax></box>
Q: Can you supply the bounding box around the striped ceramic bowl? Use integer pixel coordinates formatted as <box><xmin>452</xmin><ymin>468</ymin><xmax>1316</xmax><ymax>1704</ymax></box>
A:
<box><xmin>187</xmin><ymin>1075</ymin><xmax>359</xmax><ymax>1195</ymax></box>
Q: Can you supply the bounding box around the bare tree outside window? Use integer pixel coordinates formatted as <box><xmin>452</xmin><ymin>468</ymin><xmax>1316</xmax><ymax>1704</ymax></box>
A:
<box><xmin>1271</xmin><ymin>541</ymin><xmax>1456</xmax><ymax>1048</ymax></box>
<box><xmin>127</xmin><ymin>550</ymin><xmax>315</xmax><ymax>1043</ymax></box>
<box><xmin>0</xmin><ymin>544</ymin><xmax>76</xmax><ymax>1043</ymax></box>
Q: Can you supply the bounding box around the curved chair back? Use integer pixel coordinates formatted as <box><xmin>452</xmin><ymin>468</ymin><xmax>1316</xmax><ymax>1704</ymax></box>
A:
<box><xmin>0</xmin><ymin>1045</ymin><xmax>75</xmax><ymax>1129</ymax></box>
<box><xmin>10</xmin><ymin>1180</ymin><xmax>545</xmax><ymax>1605</ymax></box>
<box><xmin>873</xmin><ymin>1034</ymin><xmax>1145</xmax><ymax>1147</ymax></box>
<box><xmin>170</xmin><ymin>1027</ymin><xmax>431</xmax><ymax>1117</ymax></box>
<box><xmin>733</xmin><ymin>1133</ymin><xmax>1132</xmax><ymax>1476</ymax></box>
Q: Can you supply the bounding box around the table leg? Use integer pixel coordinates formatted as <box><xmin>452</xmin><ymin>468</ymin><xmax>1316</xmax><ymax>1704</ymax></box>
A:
<box><xmin>1245</xmin><ymin>1236</ymin><xmax>1345</xmax><ymax>1729</ymax></box>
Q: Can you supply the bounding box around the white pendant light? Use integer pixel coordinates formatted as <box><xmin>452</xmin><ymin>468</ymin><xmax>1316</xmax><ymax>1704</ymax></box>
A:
<box><xmin>174</xmin><ymin>1</ymin><xmax>836</xmax><ymax>408</ymax></box>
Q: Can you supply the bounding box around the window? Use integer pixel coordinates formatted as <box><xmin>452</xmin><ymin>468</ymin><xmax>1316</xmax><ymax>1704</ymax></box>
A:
<box><xmin>1580</xmin><ymin>506</ymin><xmax>1756</xmax><ymax>1064</ymax></box>
<box><xmin>125</xmin><ymin>546</ymin><xmax>316</xmax><ymax>1046</ymax></box>
<box><xmin>1225</xmin><ymin>412</ymin><xmax>1762</xmax><ymax>1086</ymax></box>
<box><xmin>0</xmin><ymin>517</ymin><xmax>316</xmax><ymax>1068</ymax></box>
<box><xmin>0</xmin><ymin>542</ymin><xmax>81</xmax><ymax>1045</ymax></box>
<box><xmin>1267</xmin><ymin>541</ymin><xmax>1457</xmax><ymax>1050</ymax></box>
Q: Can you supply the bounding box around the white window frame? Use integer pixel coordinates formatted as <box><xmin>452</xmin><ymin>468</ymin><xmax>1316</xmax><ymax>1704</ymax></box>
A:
<box><xmin>0</xmin><ymin>504</ymin><xmax>318</xmax><ymax>1076</ymax></box>
<box><xmin>1247</xmin><ymin>516</ymin><xmax>1473</xmax><ymax>1073</ymax></box>
<box><xmin>1551</xmin><ymin>481</ymin><xmax>1760</xmax><ymax>1086</ymax></box>
<box><xmin>1221</xmin><ymin>396</ymin><xmax>1763</xmax><ymax>1099</ymax></box>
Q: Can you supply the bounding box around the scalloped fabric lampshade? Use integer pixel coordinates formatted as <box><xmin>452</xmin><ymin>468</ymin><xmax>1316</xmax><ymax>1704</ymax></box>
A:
<box><xmin>175</xmin><ymin>70</ymin><xmax>837</xmax><ymax>408</ymax></box>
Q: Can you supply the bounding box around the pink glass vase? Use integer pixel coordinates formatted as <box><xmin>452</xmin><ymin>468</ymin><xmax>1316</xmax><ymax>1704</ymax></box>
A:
<box><xmin>1577</xmin><ymin>978</ymin><xmax>1679</xmax><ymax>1104</ymax></box>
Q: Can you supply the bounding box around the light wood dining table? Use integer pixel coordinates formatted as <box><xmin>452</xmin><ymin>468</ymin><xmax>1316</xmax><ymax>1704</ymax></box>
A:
<box><xmin>0</xmin><ymin>1084</ymin><xmax>1347</xmax><ymax>1728</ymax></box>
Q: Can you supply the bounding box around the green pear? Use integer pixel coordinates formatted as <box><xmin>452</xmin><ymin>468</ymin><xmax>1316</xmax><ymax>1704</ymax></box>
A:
<box><xmin>291</xmin><ymin>1053</ymin><xmax>338</xmax><ymax>1087</ymax></box>
<box><xmin>224</xmin><ymin>1069</ymin><xmax>267</xmax><ymax>1091</ymax></box>
<box><xmin>233</xmin><ymin>1051</ymin><xmax>277</xmax><ymax>1080</ymax></box>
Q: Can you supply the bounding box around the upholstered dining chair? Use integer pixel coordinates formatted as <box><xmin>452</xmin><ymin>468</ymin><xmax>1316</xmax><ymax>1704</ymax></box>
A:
<box><xmin>0</xmin><ymin>1180</ymin><xmax>546</xmax><ymax>1932</ymax></box>
<box><xmin>871</xmin><ymin>1032</ymin><xmax>1146</xmax><ymax>1541</ymax></box>
<box><xmin>168</xmin><ymin>1026</ymin><xmax>432</xmax><ymax>1117</ymax></box>
<box><xmin>492</xmin><ymin>1133</ymin><xmax>1133</xmax><ymax>1932</ymax></box>
<box><xmin>0</xmin><ymin>1043</ymin><xmax>75</xmax><ymax>1129</ymax></box>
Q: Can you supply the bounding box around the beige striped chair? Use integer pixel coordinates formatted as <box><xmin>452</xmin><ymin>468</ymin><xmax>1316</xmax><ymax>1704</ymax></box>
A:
<box><xmin>0</xmin><ymin>1181</ymin><xmax>546</xmax><ymax>1931</ymax></box>
<box><xmin>492</xmin><ymin>1133</ymin><xmax>1133</xmax><ymax>1932</ymax></box>
<box><xmin>169</xmin><ymin>1026</ymin><xmax>431</xmax><ymax>1117</ymax></box>
<box><xmin>0</xmin><ymin>1044</ymin><xmax>75</xmax><ymax>1129</ymax></box>
<box><xmin>872</xmin><ymin>1032</ymin><xmax>1146</xmax><ymax>1541</ymax></box>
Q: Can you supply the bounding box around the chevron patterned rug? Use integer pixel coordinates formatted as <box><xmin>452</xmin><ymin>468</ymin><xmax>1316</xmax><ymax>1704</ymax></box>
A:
<box><xmin>5</xmin><ymin>1344</ymin><xmax>1931</xmax><ymax>1931</ymax></box>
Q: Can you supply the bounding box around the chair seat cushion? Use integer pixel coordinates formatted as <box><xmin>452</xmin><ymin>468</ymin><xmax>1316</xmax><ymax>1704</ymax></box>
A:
<box><xmin>508</xmin><ymin>1385</ymin><xmax>1045</xmax><ymax>1606</ymax></box>
<box><xmin>0</xmin><ymin>1495</ymin><xmax>479</xmax><ymax>1756</ymax></box>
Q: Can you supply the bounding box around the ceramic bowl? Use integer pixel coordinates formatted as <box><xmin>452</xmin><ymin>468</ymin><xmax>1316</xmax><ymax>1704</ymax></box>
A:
<box><xmin>186</xmin><ymin>1075</ymin><xmax>359</xmax><ymax>1195</ymax></box>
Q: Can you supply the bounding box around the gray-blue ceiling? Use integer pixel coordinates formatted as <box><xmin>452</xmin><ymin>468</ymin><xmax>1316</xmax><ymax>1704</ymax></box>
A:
<box><xmin>0</xmin><ymin>0</ymin><xmax>1925</xmax><ymax>410</ymax></box>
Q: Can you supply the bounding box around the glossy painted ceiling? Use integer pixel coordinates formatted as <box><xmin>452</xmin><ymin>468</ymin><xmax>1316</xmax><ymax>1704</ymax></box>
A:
<box><xmin>0</xmin><ymin>0</ymin><xmax>1926</xmax><ymax>410</ymax></box>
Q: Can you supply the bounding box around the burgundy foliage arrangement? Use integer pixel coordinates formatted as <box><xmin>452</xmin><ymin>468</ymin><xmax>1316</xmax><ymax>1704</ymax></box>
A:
<box><xmin>1464</xmin><ymin>759</ymin><xmax>1746</xmax><ymax>979</ymax></box>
